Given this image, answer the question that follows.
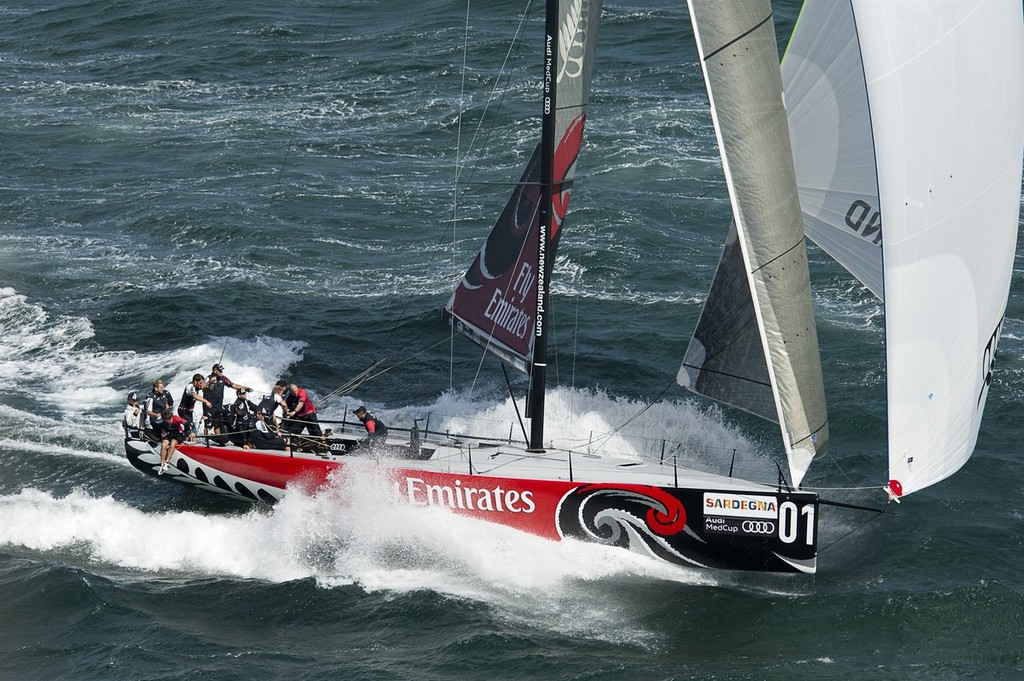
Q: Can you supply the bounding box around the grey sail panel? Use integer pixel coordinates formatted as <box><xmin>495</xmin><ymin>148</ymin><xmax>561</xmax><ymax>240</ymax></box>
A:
<box><xmin>683</xmin><ymin>0</ymin><xmax>829</xmax><ymax>486</ymax></box>
<box><xmin>679</xmin><ymin>220</ymin><xmax>776</xmax><ymax>423</ymax></box>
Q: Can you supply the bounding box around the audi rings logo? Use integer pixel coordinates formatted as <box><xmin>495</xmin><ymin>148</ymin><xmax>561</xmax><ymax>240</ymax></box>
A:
<box><xmin>741</xmin><ymin>520</ymin><xmax>775</xmax><ymax>535</ymax></box>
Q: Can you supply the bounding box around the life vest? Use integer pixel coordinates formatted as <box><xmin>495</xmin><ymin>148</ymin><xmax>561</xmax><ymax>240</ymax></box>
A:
<box><xmin>363</xmin><ymin>413</ymin><xmax>388</xmax><ymax>436</ymax></box>
<box><xmin>179</xmin><ymin>384</ymin><xmax>201</xmax><ymax>414</ymax></box>
<box><xmin>148</xmin><ymin>390</ymin><xmax>172</xmax><ymax>421</ymax></box>
<box><xmin>256</xmin><ymin>395</ymin><xmax>279</xmax><ymax>416</ymax></box>
<box><xmin>205</xmin><ymin>376</ymin><xmax>226</xmax><ymax>410</ymax></box>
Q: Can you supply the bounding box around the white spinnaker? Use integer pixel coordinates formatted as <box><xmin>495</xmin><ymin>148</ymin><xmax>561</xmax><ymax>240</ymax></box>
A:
<box><xmin>782</xmin><ymin>0</ymin><xmax>883</xmax><ymax>298</ymax></box>
<box><xmin>786</xmin><ymin>0</ymin><xmax>1024</xmax><ymax>496</ymax></box>
<box><xmin>861</xmin><ymin>0</ymin><xmax>1024</xmax><ymax>496</ymax></box>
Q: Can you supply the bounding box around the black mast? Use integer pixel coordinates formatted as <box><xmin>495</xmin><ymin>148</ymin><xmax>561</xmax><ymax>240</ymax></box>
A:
<box><xmin>528</xmin><ymin>0</ymin><xmax>559</xmax><ymax>452</ymax></box>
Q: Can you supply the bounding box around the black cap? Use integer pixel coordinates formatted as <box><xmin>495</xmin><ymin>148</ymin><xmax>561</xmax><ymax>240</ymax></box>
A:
<box><xmin>127</xmin><ymin>391</ymin><xmax>138</xmax><ymax>401</ymax></box>
<box><xmin>211</xmin><ymin>363</ymin><xmax>224</xmax><ymax>372</ymax></box>
<box><xmin>354</xmin><ymin>406</ymin><xmax>367</xmax><ymax>414</ymax></box>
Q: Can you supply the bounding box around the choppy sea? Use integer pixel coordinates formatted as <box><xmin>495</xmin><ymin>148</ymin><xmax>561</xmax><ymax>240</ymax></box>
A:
<box><xmin>1</xmin><ymin>1</ymin><xmax>1023</xmax><ymax>679</ymax></box>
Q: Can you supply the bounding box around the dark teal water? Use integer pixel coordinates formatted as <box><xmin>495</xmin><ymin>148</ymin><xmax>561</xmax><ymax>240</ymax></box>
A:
<box><xmin>1</xmin><ymin>1</ymin><xmax>1023</xmax><ymax>679</ymax></box>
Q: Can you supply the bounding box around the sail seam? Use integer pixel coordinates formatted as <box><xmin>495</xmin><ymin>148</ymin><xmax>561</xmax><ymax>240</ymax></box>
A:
<box><xmin>749</xmin><ymin>237</ymin><xmax>805</xmax><ymax>274</ymax></box>
<box><xmin>680</xmin><ymin>363</ymin><xmax>772</xmax><ymax>388</ymax></box>
<box><xmin>791</xmin><ymin>418</ymin><xmax>829</xmax><ymax>448</ymax></box>
<box><xmin>702</xmin><ymin>14</ymin><xmax>772</xmax><ymax>62</ymax></box>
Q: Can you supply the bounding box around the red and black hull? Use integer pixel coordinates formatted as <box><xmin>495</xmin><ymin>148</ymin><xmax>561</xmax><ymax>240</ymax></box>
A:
<box><xmin>125</xmin><ymin>438</ymin><xmax>818</xmax><ymax>574</ymax></box>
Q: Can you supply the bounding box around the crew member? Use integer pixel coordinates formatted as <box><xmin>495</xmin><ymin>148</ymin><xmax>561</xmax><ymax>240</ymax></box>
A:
<box><xmin>354</xmin><ymin>406</ymin><xmax>387</xmax><ymax>448</ymax></box>
<box><xmin>159</xmin><ymin>408</ymin><xmax>190</xmax><ymax>474</ymax></box>
<box><xmin>228</xmin><ymin>387</ymin><xmax>259</xmax><ymax>447</ymax></box>
<box><xmin>178</xmin><ymin>373</ymin><xmax>212</xmax><ymax>433</ymax></box>
<box><xmin>251</xmin><ymin>408</ymin><xmax>289</xmax><ymax>451</ymax></box>
<box><xmin>284</xmin><ymin>382</ymin><xmax>323</xmax><ymax>438</ymax></box>
<box><xmin>204</xmin><ymin>363</ymin><xmax>251</xmax><ymax>434</ymax></box>
<box><xmin>123</xmin><ymin>391</ymin><xmax>143</xmax><ymax>438</ymax></box>
<box><xmin>144</xmin><ymin>379</ymin><xmax>174</xmax><ymax>442</ymax></box>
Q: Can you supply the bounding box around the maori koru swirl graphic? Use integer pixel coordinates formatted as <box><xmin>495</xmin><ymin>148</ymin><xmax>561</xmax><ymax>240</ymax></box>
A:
<box><xmin>556</xmin><ymin>484</ymin><xmax>699</xmax><ymax>564</ymax></box>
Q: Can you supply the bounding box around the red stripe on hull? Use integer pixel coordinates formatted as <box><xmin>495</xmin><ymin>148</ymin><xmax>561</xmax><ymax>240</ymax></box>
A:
<box><xmin>178</xmin><ymin>444</ymin><xmax>577</xmax><ymax>540</ymax></box>
<box><xmin>171</xmin><ymin>444</ymin><xmax>818</xmax><ymax>573</ymax></box>
<box><xmin>179</xmin><ymin>445</ymin><xmax>337</xmax><ymax>491</ymax></box>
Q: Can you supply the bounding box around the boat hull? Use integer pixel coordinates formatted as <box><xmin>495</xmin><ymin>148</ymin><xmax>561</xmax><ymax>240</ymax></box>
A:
<box><xmin>124</xmin><ymin>437</ymin><xmax>818</xmax><ymax>574</ymax></box>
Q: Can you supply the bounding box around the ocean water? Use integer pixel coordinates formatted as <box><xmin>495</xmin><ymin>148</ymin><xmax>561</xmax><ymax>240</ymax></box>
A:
<box><xmin>1</xmin><ymin>1</ymin><xmax>1023</xmax><ymax>679</ymax></box>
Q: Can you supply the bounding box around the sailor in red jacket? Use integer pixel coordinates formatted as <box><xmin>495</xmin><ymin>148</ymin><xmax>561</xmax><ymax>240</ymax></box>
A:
<box><xmin>284</xmin><ymin>382</ymin><xmax>323</xmax><ymax>438</ymax></box>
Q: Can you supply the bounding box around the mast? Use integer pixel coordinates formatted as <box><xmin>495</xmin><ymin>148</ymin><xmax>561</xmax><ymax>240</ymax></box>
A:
<box><xmin>527</xmin><ymin>0</ymin><xmax>559</xmax><ymax>452</ymax></box>
<box><xmin>445</xmin><ymin>0</ymin><xmax>600</xmax><ymax>451</ymax></box>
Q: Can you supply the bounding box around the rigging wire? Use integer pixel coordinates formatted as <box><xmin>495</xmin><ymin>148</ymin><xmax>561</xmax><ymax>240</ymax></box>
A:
<box><xmin>579</xmin><ymin>378</ymin><xmax>890</xmax><ymax>502</ymax></box>
<box><xmin>239</xmin><ymin>0</ymin><xmax>384</xmax><ymax>406</ymax></box>
<box><xmin>581</xmin><ymin>379</ymin><xmax>679</xmax><ymax>455</ymax></box>
<box><xmin>317</xmin><ymin>337</ymin><xmax>452</xmax><ymax>407</ymax></box>
<box><xmin>812</xmin><ymin>445</ymin><xmax>866</xmax><ymax>490</ymax></box>
<box><xmin>568</xmin><ymin>290</ymin><xmax>581</xmax><ymax>437</ymax></box>
<box><xmin>217</xmin><ymin>336</ymin><xmax>229</xmax><ymax>366</ymax></box>
<box><xmin>817</xmin><ymin>505</ymin><xmax>887</xmax><ymax>556</ymax></box>
<box><xmin>371</xmin><ymin>0</ymin><xmax>537</xmax><ymax>399</ymax></box>
<box><xmin>449</xmin><ymin>0</ymin><xmax>472</xmax><ymax>394</ymax></box>
<box><xmin>803</xmin><ymin>483</ymin><xmax>887</xmax><ymax>492</ymax></box>
<box><xmin>447</xmin><ymin>0</ymin><xmax>540</xmax><ymax>405</ymax></box>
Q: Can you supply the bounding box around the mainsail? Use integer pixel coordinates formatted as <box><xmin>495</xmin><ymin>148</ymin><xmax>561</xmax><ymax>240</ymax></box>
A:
<box><xmin>680</xmin><ymin>0</ymin><xmax>829</xmax><ymax>488</ymax></box>
<box><xmin>783</xmin><ymin>0</ymin><xmax>1024</xmax><ymax>497</ymax></box>
<box><xmin>444</xmin><ymin>0</ymin><xmax>601</xmax><ymax>377</ymax></box>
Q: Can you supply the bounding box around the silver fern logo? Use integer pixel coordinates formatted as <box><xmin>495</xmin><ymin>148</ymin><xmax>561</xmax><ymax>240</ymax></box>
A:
<box><xmin>558</xmin><ymin>0</ymin><xmax>590</xmax><ymax>81</ymax></box>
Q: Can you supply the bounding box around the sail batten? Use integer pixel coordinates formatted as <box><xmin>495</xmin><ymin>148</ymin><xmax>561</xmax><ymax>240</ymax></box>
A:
<box><xmin>681</xmin><ymin>0</ymin><xmax>829</xmax><ymax>488</ymax></box>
